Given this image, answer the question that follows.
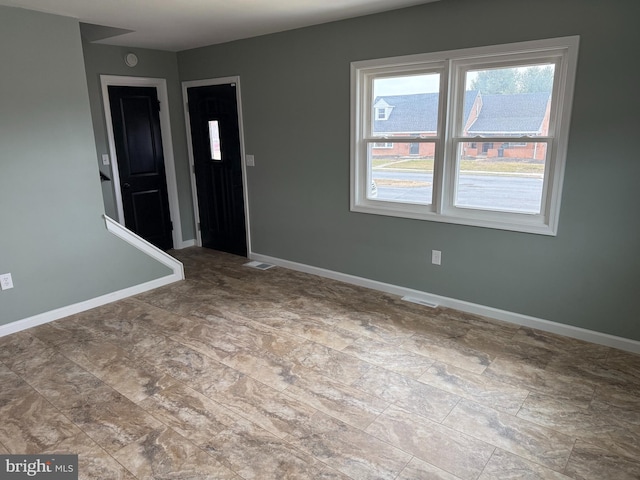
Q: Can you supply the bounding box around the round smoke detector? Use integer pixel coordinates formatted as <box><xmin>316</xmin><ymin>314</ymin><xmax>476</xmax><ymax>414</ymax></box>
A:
<box><xmin>124</xmin><ymin>53</ymin><xmax>138</xmax><ymax>67</ymax></box>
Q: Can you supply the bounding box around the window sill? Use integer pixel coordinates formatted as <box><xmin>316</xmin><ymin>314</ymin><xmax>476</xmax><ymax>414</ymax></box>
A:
<box><xmin>350</xmin><ymin>202</ymin><xmax>557</xmax><ymax>236</ymax></box>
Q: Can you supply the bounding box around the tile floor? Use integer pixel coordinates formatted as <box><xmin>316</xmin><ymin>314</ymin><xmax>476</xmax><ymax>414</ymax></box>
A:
<box><xmin>1</xmin><ymin>247</ymin><xmax>639</xmax><ymax>479</ymax></box>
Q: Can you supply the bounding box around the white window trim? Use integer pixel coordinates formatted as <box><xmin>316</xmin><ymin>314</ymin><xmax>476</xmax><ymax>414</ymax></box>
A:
<box><xmin>350</xmin><ymin>36</ymin><xmax>579</xmax><ymax>236</ymax></box>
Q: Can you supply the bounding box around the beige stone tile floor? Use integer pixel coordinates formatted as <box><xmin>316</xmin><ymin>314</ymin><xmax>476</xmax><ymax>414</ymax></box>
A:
<box><xmin>1</xmin><ymin>246</ymin><xmax>639</xmax><ymax>479</ymax></box>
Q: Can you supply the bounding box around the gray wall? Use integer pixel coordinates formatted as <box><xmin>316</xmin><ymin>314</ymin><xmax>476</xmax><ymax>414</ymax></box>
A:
<box><xmin>0</xmin><ymin>6</ymin><xmax>172</xmax><ymax>326</ymax></box>
<box><xmin>178</xmin><ymin>0</ymin><xmax>640</xmax><ymax>340</ymax></box>
<box><xmin>82</xmin><ymin>41</ymin><xmax>195</xmax><ymax>241</ymax></box>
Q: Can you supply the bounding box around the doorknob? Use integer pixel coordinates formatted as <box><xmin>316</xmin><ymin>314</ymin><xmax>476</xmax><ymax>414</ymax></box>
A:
<box><xmin>122</xmin><ymin>182</ymin><xmax>131</xmax><ymax>189</ymax></box>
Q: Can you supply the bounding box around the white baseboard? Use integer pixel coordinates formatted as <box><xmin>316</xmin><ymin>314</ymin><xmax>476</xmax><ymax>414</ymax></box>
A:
<box><xmin>0</xmin><ymin>274</ymin><xmax>177</xmax><ymax>338</ymax></box>
<box><xmin>0</xmin><ymin>216</ymin><xmax>185</xmax><ymax>339</ymax></box>
<box><xmin>249</xmin><ymin>252</ymin><xmax>640</xmax><ymax>354</ymax></box>
<box><xmin>175</xmin><ymin>239</ymin><xmax>196</xmax><ymax>249</ymax></box>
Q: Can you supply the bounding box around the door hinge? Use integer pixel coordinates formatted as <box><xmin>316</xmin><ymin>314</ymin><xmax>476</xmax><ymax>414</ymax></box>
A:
<box><xmin>197</xmin><ymin>222</ymin><xmax>201</xmax><ymax>231</ymax></box>
<box><xmin>157</xmin><ymin>100</ymin><xmax>161</xmax><ymax>112</ymax></box>
<box><xmin>170</xmin><ymin>221</ymin><xmax>173</xmax><ymax>231</ymax></box>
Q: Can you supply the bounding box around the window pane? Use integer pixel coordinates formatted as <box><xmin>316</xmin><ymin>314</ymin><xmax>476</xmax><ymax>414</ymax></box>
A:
<box><xmin>455</xmin><ymin>142</ymin><xmax>547</xmax><ymax>214</ymax></box>
<box><xmin>368</xmin><ymin>142</ymin><xmax>434</xmax><ymax>205</ymax></box>
<box><xmin>463</xmin><ymin>64</ymin><xmax>555</xmax><ymax>137</ymax></box>
<box><xmin>372</xmin><ymin>73</ymin><xmax>440</xmax><ymax>136</ymax></box>
<box><xmin>208</xmin><ymin>120</ymin><xmax>222</xmax><ymax>161</ymax></box>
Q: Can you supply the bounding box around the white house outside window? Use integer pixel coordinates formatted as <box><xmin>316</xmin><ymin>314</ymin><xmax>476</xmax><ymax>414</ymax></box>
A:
<box><xmin>350</xmin><ymin>36</ymin><xmax>579</xmax><ymax>235</ymax></box>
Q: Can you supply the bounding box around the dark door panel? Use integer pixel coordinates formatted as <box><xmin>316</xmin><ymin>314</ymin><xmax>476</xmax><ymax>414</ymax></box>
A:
<box><xmin>188</xmin><ymin>84</ymin><xmax>247</xmax><ymax>256</ymax></box>
<box><xmin>108</xmin><ymin>85</ymin><xmax>173</xmax><ymax>250</ymax></box>
<box><xmin>131</xmin><ymin>189</ymin><xmax>170</xmax><ymax>238</ymax></box>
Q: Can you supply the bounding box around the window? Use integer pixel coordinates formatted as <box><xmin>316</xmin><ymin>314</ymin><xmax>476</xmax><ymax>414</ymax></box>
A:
<box><xmin>374</xmin><ymin>99</ymin><xmax>393</xmax><ymax>120</ymax></box>
<box><xmin>351</xmin><ymin>36</ymin><xmax>579</xmax><ymax>235</ymax></box>
<box><xmin>208</xmin><ymin>120</ymin><xmax>222</xmax><ymax>161</ymax></box>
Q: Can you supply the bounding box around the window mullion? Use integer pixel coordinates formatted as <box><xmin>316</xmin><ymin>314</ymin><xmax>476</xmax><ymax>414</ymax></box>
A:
<box><xmin>439</xmin><ymin>58</ymin><xmax>462</xmax><ymax>216</ymax></box>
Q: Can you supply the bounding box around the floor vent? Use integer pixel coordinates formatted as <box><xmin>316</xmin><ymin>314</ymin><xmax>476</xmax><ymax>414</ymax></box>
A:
<box><xmin>244</xmin><ymin>261</ymin><xmax>275</xmax><ymax>270</ymax></box>
<box><xmin>402</xmin><ymin>296</ymin><xmax>438</xmax><ymax>308</ymax></box>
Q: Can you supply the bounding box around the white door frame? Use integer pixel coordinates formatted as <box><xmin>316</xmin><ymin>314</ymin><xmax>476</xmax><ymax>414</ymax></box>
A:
<box><xmin>100</xmin><ymin>75</ymin><xmax>184</xmax><ymax>249</ymax></box>
<box><xmin>182</xmin><ymin>76</ymin><xmax>252</xmax><ymax>255</ymax></box>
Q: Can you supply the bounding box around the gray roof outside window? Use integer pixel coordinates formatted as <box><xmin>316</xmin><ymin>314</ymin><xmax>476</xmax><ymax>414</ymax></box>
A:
<box><xmin>467</xmin><ymin>92</ymin><xmax>550</xmax><ymax>135</ymax></box>
<box><xmin>372</xmin><ymin>90</ymin><xmax>549</xmax><ymax>136</ymax></box>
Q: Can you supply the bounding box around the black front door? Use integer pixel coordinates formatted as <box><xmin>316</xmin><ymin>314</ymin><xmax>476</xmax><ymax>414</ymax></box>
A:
<box><xmin>187</xmin><ymin>84</ymin><xmax>247</xmax><ymax>257</ymax></box>
<box><xmin>108</xmin><ymin>86</ymin><xmax>173</xmax><ymax>251</ymax></box>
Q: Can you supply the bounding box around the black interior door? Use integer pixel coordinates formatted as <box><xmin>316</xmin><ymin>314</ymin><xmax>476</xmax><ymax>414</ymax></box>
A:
<box><xmin>108</xmin><ymin>85</ymin><xmax>173</xmax><ymax>251</ymax></box>
<box><xmin>187</xmin><ymin>84</ymin><xmax>247</xmax><ymax>257</ymax></box>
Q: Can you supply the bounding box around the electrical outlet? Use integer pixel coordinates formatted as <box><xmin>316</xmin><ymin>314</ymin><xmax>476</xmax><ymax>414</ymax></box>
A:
<box><xmin>431</xmin><ymin>250</ymin><xmax>442</xmax><ymax>265</ymax></box>
<box><xmin>245</xmin><ymin>154</ymin><xmax>255</xmax><ymax>167</ymax></box>
<box><xmin>0</xmin><ymin>273</ymin><xmax>14</xmax><ymax>290</ymax></box>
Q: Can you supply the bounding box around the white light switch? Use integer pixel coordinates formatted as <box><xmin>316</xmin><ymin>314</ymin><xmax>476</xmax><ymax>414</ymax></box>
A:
<box><xmin>102</xmin><ymin>154</ymin><xmax>110</xmax><ymax>165</ymax></box>
<box><xmin>246</xmin><ymin>154</ymin><xmax>255</xmax><ymax>167</ymax></box>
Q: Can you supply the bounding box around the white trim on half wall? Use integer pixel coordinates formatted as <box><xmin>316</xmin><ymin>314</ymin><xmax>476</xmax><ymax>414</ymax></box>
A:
<box><xmin>0</xmin><ymin>215</ymin><xmax>184</xmax><ymax>339</ymax></box>
<box><xmin>249</xmin><ymin>252</ymin><xmax>640</xmax><ymax>354</ymax></box>
<box><xmin>103</xmin><ymin>215</ymin><xmax>184</xmax><ymax>279</ymax></box>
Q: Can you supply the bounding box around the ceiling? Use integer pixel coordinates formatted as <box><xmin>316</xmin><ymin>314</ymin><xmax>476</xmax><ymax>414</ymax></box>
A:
<box><xmin>0</xmin><ymin>0</ymin><xmax>439</xmax><ymax>52</ymax></box>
